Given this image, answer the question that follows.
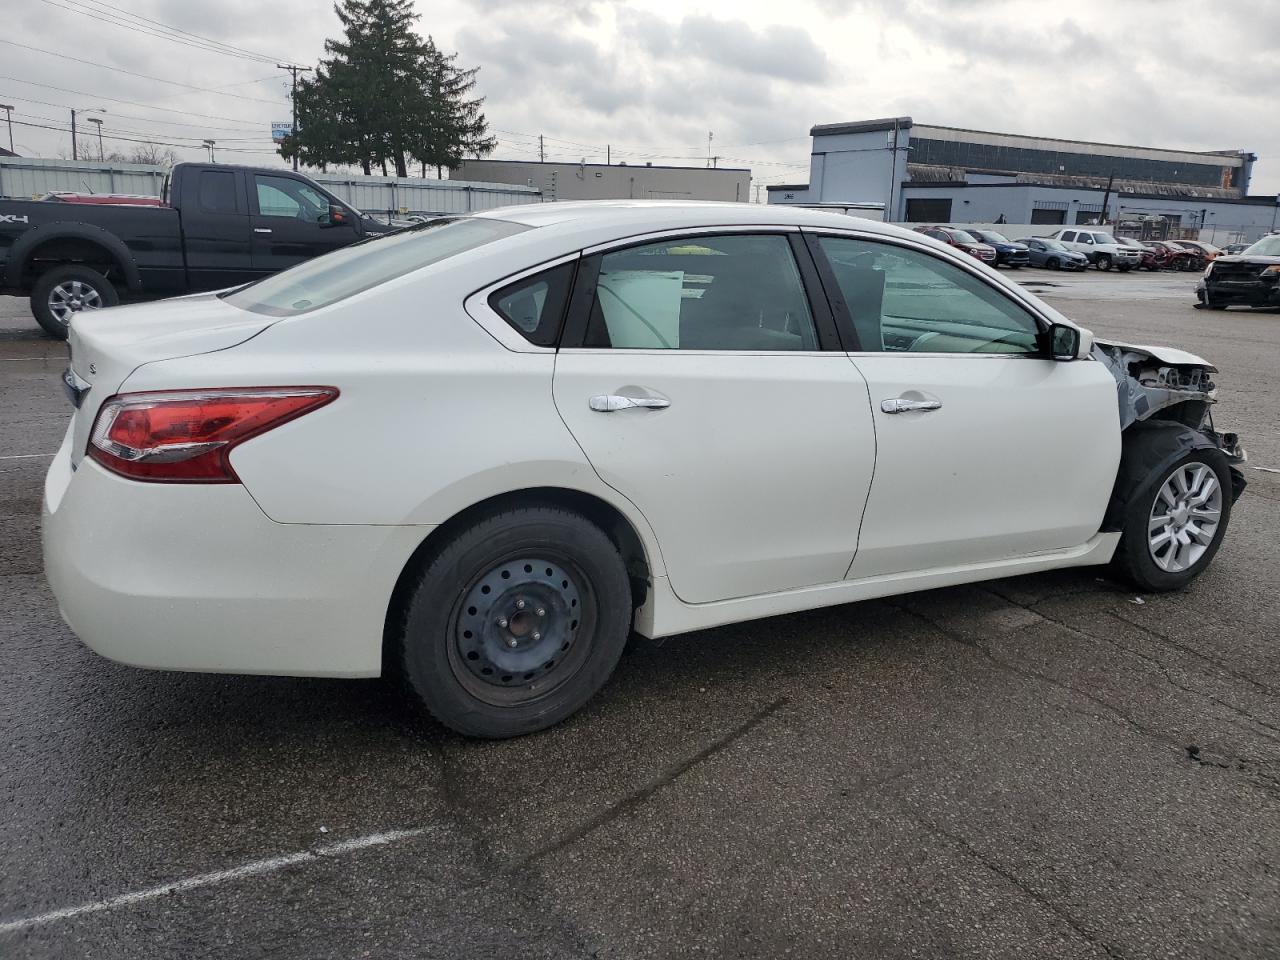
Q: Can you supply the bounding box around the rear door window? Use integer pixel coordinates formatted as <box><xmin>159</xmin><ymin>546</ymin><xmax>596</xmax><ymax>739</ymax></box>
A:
<box><xmin>581</xmin><ymin>234</ymin><xmax>818</xmax><ymax>351</ymax></box>
<box><xmin>198</xmin><ymin>170</ymin><xmax>239</xmax><ymax>214</ymax></box>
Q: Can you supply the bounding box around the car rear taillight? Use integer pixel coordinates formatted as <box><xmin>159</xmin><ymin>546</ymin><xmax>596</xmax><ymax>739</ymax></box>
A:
<box><xmin>87</xmin><ymin>387</ymin><xmax>337</xmax><ymax>483</ymax></box>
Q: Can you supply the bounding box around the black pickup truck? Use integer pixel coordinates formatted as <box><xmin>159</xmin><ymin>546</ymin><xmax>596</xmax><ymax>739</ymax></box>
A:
<box><xmin>0</xmin><ymin>162</ymin><xmax>397</xmax><ymax>338</ymax></box>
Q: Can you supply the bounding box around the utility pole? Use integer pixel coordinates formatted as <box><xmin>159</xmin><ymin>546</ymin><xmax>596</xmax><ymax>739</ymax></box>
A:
<box><xmin>707</xmin><ymin>131</ymin><xmax>713</xmax><ymax>168</ymax></box>
<box><xmin>606</xmin><ymin>144</ymin><xmax>610</xmax><ymax>165</ymax></box>
<box><xmin>276</xmin><ymin>63</ymin><xmax>312</xmax><ymax>171</ymax></box>
<box><xmin>70</xmin><ymin>108</ymin><xmax>78</xmax><ymax>160</ymax></box>
<box><xmin>1099</xmin><ymin>170</ymin><xmax>1115</xmax><ymax>226</ymax></box>
<box><xmin>202</xmin><ymin>139</ymin><xmax>216</xmax><ymax>163</ymax></box>
<box><xmin>0</xmin><ymin>105</ymin><xmax>13</xmax><ymax>153</ymax></box>
<box><xmin>539</xmin><ymin>134</ymin><xmax>544</xmax><ymax>163</ymax></box>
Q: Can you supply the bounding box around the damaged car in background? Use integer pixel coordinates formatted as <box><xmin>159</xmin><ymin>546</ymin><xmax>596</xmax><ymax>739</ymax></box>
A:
<box><xmin>1195</xmin><ymin>234</ymin><xmax>1280</xmax><ymax>310</ymax></box>
<box><xmin>42</xmin><ymin>204</ymin><xmax>1247</xmax><ymax>738</ymax></box>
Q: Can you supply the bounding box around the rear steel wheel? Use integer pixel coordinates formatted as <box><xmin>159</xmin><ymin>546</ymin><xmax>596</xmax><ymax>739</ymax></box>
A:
<box><xmin>398</xmin><ymin>505</ymin><xmax>632</xmax><ymax>738</ymax></box>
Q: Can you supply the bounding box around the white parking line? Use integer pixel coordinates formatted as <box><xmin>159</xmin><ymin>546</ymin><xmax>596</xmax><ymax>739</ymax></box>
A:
<box><xmin>0</xmin><ymin>827</ymin><xmax>430</xmax><ymax>933</ymax></box>
<box><xmin>1254</xmin><ymin>466</ymin><xmax>1280</xmax><ymax>474</ymax></box>
<box><xmin>0</xmin><ymin>453</ymin><xmax>55</xmax><ymax>461</ymax></box>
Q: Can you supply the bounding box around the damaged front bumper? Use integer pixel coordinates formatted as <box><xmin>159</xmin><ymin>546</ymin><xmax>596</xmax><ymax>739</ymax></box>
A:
<box><xmin>1094</xmin><ymin>338</ymin><xmax>1246</xmax><ymax>530</ymax></box>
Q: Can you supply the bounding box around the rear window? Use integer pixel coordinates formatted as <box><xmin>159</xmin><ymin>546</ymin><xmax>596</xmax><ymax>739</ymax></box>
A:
<box><xmin>223</xmin><ymin>217</ymin><xmax>530</xmax><ymax>317</ymax></box>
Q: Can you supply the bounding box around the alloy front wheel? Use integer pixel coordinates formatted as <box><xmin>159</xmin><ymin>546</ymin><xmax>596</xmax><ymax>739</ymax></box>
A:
<box><xmin>1147</xmin><ymin>463</ymin><xmax>1223</xmax><ymax>573</ymax></box>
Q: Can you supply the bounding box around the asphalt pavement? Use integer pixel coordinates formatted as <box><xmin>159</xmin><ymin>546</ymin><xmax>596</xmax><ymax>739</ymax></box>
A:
<box><xmin>2</xmin><ymin>274</ymin><xmax>1278</xmax><ymax>959</ymax></box>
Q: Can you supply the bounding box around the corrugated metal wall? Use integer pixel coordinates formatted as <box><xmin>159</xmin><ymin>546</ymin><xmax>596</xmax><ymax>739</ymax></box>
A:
<box><xmin>0</xmin><ymin>157</ymin><xmax>168</xmax><ymax>199</ymax></box>
<box><xmin>0</xmin><ymin>158</ymin><xmax>542</xmax><ymax>215</ymax></box>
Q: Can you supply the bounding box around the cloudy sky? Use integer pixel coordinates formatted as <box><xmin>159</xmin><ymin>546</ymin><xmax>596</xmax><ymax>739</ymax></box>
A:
<box><xmin>3</xmin><ymin>0</ymin><xmax>1277</xmax><ymax>195</ymax></box>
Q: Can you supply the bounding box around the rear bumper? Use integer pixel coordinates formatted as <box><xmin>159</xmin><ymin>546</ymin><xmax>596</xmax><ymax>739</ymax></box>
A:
<box><xmin>42</xmin><ymin>427</ymin><xmax>429</xmax><ymax>677</ymax></box>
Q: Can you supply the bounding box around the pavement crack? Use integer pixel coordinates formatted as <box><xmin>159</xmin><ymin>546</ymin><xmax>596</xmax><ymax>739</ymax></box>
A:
<box><xmin>515</xmin><ymin>697</ymin><xmax>788</xmax><ymax>869</ymax></box>
<box><xmin>914</xmin><ymin>817</ymin><xmax>1128</xmax><ymax>960</ymax></box>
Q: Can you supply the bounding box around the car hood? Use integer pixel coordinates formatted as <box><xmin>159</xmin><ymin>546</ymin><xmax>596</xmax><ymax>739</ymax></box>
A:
<box><xmin>1094</xmin><ymin>338</ymin><xmax>1214</xmax><ymax>370</ymax></box>
<box><xmin>1215</xmin><ymin>254</ymin><xmax>1280</xmax><ymax>265</ymax></box>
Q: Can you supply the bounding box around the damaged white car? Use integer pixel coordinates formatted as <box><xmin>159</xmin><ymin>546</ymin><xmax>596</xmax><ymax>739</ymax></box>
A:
<box><xmin>43</xmin><ymin>203</ymin><xmax>1246</xmax><ymax>738</ymax></box>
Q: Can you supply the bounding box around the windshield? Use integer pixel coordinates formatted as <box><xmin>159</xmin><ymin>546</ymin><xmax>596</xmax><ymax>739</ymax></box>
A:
<box><xmin>1090</xmin><ymin>233</ymin><xmax>1115</xmax><ymax>245</ymax></box>
<box><xmin>1040</xmin><ymin>239</ymin><xmax>1067</xmax><ymax>251</ymax></box>
<box><xmin>223</xmin><ymin>217</ymin><xmax>529</xmax><ymax>317</ymax></box>
<box><xmin>1243</xmin><ymin>236</ymin><xmax>1280</xmax><ymax>257</ymax></box>
<box><xmin>948</xmin><ymin>229</ymin><xmax>979</xmax><ymax>243</ymax></box>
<box><xmin>979</xmin><ymin>231</ymin><xmax>1011</xmax><ymax>244</ymax></box>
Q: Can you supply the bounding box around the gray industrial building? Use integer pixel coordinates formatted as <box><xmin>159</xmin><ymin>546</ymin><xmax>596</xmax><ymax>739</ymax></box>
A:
<box><xmin>769</xmin><ymin>118</ymin><xmax>1280</xmax><ymax>243</ymax></box>
<box><xmin>452</xmin><ymin>158</ymin><xmax>752</xmax><ymax>204</ymax></box>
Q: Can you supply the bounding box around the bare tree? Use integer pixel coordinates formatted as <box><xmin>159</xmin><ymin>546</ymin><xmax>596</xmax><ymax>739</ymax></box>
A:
<box><xmin>128</xmin><ymin>143</ymin><xmax>180</xmax><ymax>167</ymax></box>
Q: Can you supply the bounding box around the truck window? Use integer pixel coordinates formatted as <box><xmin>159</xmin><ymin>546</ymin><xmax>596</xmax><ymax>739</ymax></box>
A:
<box><xmin>199</xmin><ymin>170</ymin><xmax>239</xmax><ymax>214</ymax></box>
<box><xmin>255</xmin><ymin>175</ymin><xmax>329</xmax><ymax>221</ymax></box>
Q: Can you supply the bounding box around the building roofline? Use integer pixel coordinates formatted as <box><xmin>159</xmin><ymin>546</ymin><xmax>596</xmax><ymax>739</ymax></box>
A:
<box><xmin>901</xmin><ymin>180</ymin><xmax>1280</xmax><ymax>205</ymax></box>
<box><xmin>809</xmin><ymin>117</ymin><xmax>913</xmax><ymax>137</ymax></box>
<box><xmin>454</xmin><ymin>158</ymin><xmax>751</xmax><ymax>174</ymax></box>
<box><xmin>908</xmin><ymin>122</ymin><xmax>1250</xmax><ymax>164</ymax></box>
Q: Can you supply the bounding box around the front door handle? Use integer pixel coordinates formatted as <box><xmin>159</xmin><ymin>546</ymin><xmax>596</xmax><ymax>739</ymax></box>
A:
<box><xmin>589</xmin><ymin>394</ymin><xmax>671</xmax><ymax>413</ymax></box>
<box><xmin>253</xmin><ymin>228</ymin><xmax>273</xmax><ymax>234</ymax></box>
<box><xmin>881</xmin><ymin>398</ymin><xmax>942</xmax><ymax>414</ymax></box>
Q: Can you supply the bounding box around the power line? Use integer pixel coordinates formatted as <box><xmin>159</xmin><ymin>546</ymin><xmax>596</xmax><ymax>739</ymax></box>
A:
<box><xmin>0</xmin><ymin>76</ymin><xmax>278</xmax><ymax>126</ymax></box>
<box><xmin>1</xmin><ymin>94</ymin><xmax>266</xmax><ymax>133</ymax></box>
<box><xmin>0</xmin><ymin>38</ymin><xmax>287</xmax><ymax>105</ymax></box>
<box><xmin>33</xmin><ymin>0</ymin><xmax>299</xmax><ymax>66</ymax></box>
<box><xmin>8</xmin><ymin>118</ymin><xmax>280</xmax><ymax>155</ymax></box>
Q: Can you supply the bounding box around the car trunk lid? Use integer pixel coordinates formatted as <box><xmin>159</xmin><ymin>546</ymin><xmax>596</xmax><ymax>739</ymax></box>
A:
<box><xmin>65</xmin><ymin>293</ymin><xmax>274</xmax><ymax>467</ymax></box>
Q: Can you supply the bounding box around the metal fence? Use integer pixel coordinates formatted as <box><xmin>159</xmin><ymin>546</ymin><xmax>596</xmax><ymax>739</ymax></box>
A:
<box><xmin>0</xmin><ymin>157</ymin><xmax>542</xmax><ymax>216</ymax></box>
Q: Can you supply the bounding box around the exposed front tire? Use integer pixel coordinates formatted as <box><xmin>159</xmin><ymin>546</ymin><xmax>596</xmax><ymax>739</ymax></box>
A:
<box><xmin>30</xmin><ymin>265</ymin><xmax>119</xmax><ymax>340</ymax></box>
<box><xmin>1112</xmin><ymin>449</ymin><xmax>1233</xmax><ymax>592</ymax></box>
<box><xmin>397</xmin><ymin>505</ymin><xmax>632</xmax><ymax>738</ymax></box>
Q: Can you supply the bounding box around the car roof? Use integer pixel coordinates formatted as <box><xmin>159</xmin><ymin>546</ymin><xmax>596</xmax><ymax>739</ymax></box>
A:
<box><xmin>470</xmin><ymin>199</ymin><xmax>924</xmax><ymax>244</ymax></box>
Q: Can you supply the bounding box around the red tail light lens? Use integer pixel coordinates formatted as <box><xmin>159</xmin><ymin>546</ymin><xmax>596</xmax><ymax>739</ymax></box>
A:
<box><xmin>87</xmin><ymin>387</ymin><xmax>338</xmax><ymax>483</ymax></box>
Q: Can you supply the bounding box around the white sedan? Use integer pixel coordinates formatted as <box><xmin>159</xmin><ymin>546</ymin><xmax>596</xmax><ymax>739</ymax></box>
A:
<box><xmin>43</xmin><ymin>202</ymin><xmax>1247</xmax><ymax>738</ymax></box>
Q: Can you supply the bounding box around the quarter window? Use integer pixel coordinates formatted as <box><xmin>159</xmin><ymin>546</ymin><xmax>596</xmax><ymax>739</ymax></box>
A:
<box><xmin>490</xmin><ymin>261</ymin><xmax>575</xmax><ymax>346</ymax></box>
<box><xmin>584</xmin><ymin>234</ymin><xmax>817</xmax><ymax>351</ymax></box>
<box><xmin>816</xmin><ymin>236</ymin><xmax>1042</xmax><ymax>355</ymax></box>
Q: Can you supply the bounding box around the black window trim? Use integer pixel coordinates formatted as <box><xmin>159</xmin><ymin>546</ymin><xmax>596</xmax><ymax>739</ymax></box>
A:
<box><xmin>801</xmin><ymin>228</ymin><xmax>1057</xmax><ymax>359</ymax></box>
<box><xmin>558</xmin><ymin>228</ymin><xmax>842</xmax><ymax>352</ymax></box>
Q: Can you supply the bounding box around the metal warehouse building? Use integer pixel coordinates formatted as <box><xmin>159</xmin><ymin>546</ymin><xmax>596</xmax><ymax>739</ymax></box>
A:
<box><xmin>769</xmin><ymin>118</ymin><xmax>1280</xmax><ymax>243</ymax></box>
<box><xmin>452</xmin><ymin>158</ymin><xmax>752</xmax><ymax>203</ymax></box>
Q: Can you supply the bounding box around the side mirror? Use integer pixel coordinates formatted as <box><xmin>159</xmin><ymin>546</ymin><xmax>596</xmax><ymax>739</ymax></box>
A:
<box><xmin>1046</xmin><ymin>322</ymin><xmax>1091</xmax><ymax>361</ymax></box>
<box><xmin>321</xmin><ymin>204</ymin><xmax>349</xmax><ymax>228</ymax></box>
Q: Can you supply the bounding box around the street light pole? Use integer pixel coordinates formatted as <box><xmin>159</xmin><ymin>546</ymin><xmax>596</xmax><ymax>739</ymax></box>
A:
<box><xmin>0</xmin><ymin>105</ymin><xmax>13</xmax><ymax>153</ymax></box>
<box><xmin>202</xmin><ymin>139</ymin><xmax>216</xmax><ymax>163</ymax></box>
<box><xmin>87</xmin><ymin>117</ymin><xmax>104</xmax><ymax>160</ymax></box>
<box><xmin>70</xmin><ymin>108</ymin><xmax>78</xmax><ymax>160</ymax></box>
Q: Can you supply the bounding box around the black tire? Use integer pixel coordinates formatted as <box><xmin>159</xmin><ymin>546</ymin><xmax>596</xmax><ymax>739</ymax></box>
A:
<box><xmin>397</xmin><ymin>505</ymin><xmax>632</xmax><ymax>738</ymax></box>
<box><xmin>30</xmin><ymin>265</ymin><xmax>119</xmax><ymax>340</ymax></box>
<box><xmin>1118</xmin><ymin>264</ymin><xmax>1131</xmax><ymax>273</ymax></box>
<box><xmin>1096</xmin><ymin>254</ymin><xmax>1113</xmax><ymax>271</ymax></box>
<box><xmin>1111</xmin><ymin>449</ymin><xmax>1233</xmax><ymax>592</ymax></box>
<box><xmin>1046</xmin><ymin>257</ymin><xmax>1060</xmax><ymax>270</ymax></box>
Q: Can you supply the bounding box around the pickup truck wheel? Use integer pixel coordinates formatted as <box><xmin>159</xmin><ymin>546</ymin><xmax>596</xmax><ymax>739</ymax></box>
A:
<box><xmin>1096</xmin><ymin>254</ymin><xmax>1113</xmax><ymax>271</ymax></box>
<box><xmin>31</xmin><ymin>266</ymin><xmax>119</xmax><ymax>340</ymax></box>
<box><xmin>1118</xmin><ymin>264</ymin><xmax>1132</xmax><ymax>273</ymax></box>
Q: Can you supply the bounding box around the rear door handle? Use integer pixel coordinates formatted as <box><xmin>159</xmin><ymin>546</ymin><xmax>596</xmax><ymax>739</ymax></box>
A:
<box><xmin>253</xmin><ymin>228</ymin><xmax>273</xmax><ymax>234</ymax></box>
<box><xmin>589</xmin><ymin>394</ymin><xmax>670</xmax><ymax>413</ymax></box>
<box><xmin>881</xmin><ymin>398</ymin><xmax>942</xmax><ymax>414</ymax></box>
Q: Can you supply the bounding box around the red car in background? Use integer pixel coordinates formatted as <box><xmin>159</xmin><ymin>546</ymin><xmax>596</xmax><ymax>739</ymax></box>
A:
<box><xmin>1142</xmin><ymin>240</ymin><xmax>1199</xmax><ymax>271</ymax></box>
<box><xmin>913</xmin><ymin>225</ymin><xmax>998</xmax><ymax>264</ymax></box>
